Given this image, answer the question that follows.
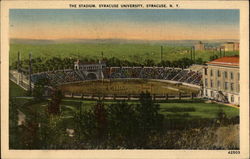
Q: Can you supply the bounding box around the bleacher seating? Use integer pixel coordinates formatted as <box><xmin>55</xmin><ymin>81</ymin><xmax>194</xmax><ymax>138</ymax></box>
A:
<box><xmin>31</xmin><ymin>66</ymin><xmax>203</xmax><ymax>86</ymax></box>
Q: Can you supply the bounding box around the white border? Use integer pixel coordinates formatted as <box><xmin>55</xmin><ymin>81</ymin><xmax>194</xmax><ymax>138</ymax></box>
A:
<box><xmin>1</xmin><ymin>1</ymin><xmax>249</xmax><ymax>159</ymax></box>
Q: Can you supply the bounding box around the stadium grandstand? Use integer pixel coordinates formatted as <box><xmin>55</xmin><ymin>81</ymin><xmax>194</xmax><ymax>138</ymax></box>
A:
<box><xmin>30</xmin><ymin>65</ymin><xmax>203</xmax><ymax>86</ymax></box>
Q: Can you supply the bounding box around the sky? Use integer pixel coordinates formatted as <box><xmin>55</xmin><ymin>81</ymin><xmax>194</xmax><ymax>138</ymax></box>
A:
<box><xmin>9</xmin><ymin>9</ymin><xmax>239</xmax><ymax>41</ymax></box>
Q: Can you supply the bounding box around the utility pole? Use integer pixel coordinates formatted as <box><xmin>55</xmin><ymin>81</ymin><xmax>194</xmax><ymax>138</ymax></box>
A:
<box><xmin>17</xmin><ymin>51</ymin><xmax>20</xmax><ymax>71</ymax></box>
<box><xmin>192</xmin><ymin>46</ymin><xmax>196</xmax><ymax>64</ymax></box>
<box><xmin>160</xmin><ymin>46</ymin><xmax>163</xmax><ymax>62</ymax></box>
<box><xmin>190</xmin><ymin>49</ymin><xmax>192</xmax><ymax>61</ymax></box>
<box><xmin>29</xmin><ymin>52</ymin><xmax>32</xmax><ymax>95</ymax></box>
<box><xmin>219</xmin><ymin>48</ymin><xmax>222</xmax><ymax>58</ymax></box>
<box><xmin>101</xmin><ymin>51</ymin><xmax>104</xmax><ymax>60</ymax></box>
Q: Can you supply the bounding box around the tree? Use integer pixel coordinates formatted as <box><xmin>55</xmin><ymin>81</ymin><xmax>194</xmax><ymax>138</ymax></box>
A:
<box><xmin>9</xmin><ymin>98</ymin><xmax>20</xmax><ymax>148</ymax></box>
<box><xmin>217</xmin><ymin>108</ymin><xmax>228</xmax><ymax>126</ymax></box>
<box><xmin>144</xmin><ymin>59</ymin><xmax>155</xmax><ymax>66</ymax></box>
<box><xmin>38</xmin><ymin>113</ymin><xmax>68</xmax><ymax>149</ymax></box>
<box><xmin>48</xmin><ymin>88</ymin><xmax>63</xmax><ymax>115</ymax></box>
<box><xmin>107</xmin><ymin>102</ymin><xmax>138</xmax><ymax>148</ymax></box>
<box><xmin>75</xmin><ymin>101</ymin><xmax>108</xmax><ymax>148</ymax></box>
<box><xmin>33</xmin><ymin>77</ymin><xmax>49</xmax><ymax>101</ymax></box>
<box><xmin>18</xmin><ymin>105</ymin><xmax>41</xmax><ymax>149</ymax></box>
<box><xmin>210</xmin><ymin>55</ymin><xmax>219</xmax><ymax>61</ymax></box>
<box><xmin>135</xmin><ymin>92</ymin><xmax>164</xmax><ymax>147</ymax></box>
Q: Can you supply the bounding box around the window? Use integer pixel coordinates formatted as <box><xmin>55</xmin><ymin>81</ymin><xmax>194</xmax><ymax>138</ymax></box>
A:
<box><xmin>231</xmin><ymin>83</ymin><xmax>234</xmax><ymax>91</ymax></box>
<box><xmin>217</xmin><ymin>80</ymin><xmax>220</xmax><ymax>88</ymax></box>
<box><xmin>210</xmin><ymin>80</ymin><xmax>213</xmax><ymax>88</ymax></box>
<box><xmin>217</xmin><ymin>70</ymin><xmax>221</xmax><ymax>77</ymax></box>
<box><xmin>211</xmin><ymin>91</ymin><xmax>214</xmax><ymax>97</ymax></box>
<box><xmin>205</xmin><ymin>78</ymin><xmax>208</xmax><ymax>87</ymax></box>
<box><xmin>230</xmin><ymin>72</ymin><xmax>234</xmax><ymax>80</ymax></box>
<box><xmin>224</xmin><ymin>82</ymin><xmax>228</xmax><ymax>90</ymax></box>
<box><xmin>210</xmin><ymin>69</ymin><xmax>213</xmax><ymax>76</ymax></box>
<box><xmin>204</xmin><ymin>68</ymin><xmax>207</xmax><ymax>75</ymax></box>
<box><xmin>224</xmin><ymin>71</ymin><xmax>228</xmax><ymax>78</ymax></box>
<box><xmin>205</xmin><ymin>90</ymin><xmax>208</xmax><ymax>96</ymax></box>
<box><xmin>231</xmin><ymin>95</ymin><xmax>234</xmax><ymax>103</ymax></box>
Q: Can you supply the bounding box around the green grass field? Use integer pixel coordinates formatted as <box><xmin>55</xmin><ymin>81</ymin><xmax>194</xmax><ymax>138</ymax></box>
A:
<box><xmin>9</xmin><ymin>43</ymin><xmax>239</xmax><ymax>64</ymax></box>
<box><xmin>59</xmin><ymin>79</ymin><xmax>199</xmax><ymax>95</ymax></box>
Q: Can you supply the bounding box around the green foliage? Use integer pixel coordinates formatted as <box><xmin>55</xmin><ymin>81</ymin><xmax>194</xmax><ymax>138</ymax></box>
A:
<box><xmin>135</xmin><ymin>92</ymin><xmax>164</xmax><ymax>147</ymax></box>
<box><xmin>107</xmin><ymin>101</ymin><xmax>138</xmax><ymax>148</ymax></box>
<box><xmin>71</xmin><ymin>92</ymin><xmax>165</xmax><ymax>148</ymax></box>
<box><xmin>9</xmin><ymin>91</ymin><xmax>239</xmax><ymax>149</ymax></box>
<box><xmin>73</xmin><ymin>101</ymin><xmax>108</xmax><ymax>148</ymax></box>
<box><xmin>48</xmin><ymin>89</ymin><xmax>63</xmax><ymax>115</ymax></box>
<box><xmin>9</xmin><ymin>98</ymin><xmax>20</xmax><ymax>148</ymax></box>
<box><xmin>33</xmin><ymin>78</ymin><xmax>49</xmax><ymax>101</ymax></box>
<box><xmin>210</xmin><ymin>55</ymin><xmax>219</xmax><ymax>61</ymax></box>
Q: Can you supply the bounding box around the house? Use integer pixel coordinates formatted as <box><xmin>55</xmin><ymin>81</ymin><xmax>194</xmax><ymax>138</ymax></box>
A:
<box><xmin>194</xmin><ymin>41</ymin><xmax>205</xmax><ymax>51</ymax></box>
<box><xmin>221</xmin><ymin>42</ymin><xmax>240</xmax><ymax>51</ymax></box>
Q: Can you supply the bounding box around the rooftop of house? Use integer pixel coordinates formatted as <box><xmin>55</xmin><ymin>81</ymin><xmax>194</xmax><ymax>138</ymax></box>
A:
<box><xmin>207</xmin><ymin>56</ymin><xmax>239</xmax><ymax>67</ymax></box>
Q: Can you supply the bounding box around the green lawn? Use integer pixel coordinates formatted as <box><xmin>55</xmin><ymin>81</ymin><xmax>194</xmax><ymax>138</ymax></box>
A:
<box><xmin>159</xmin><ymin>102</ymin><xmax>238</xmax><ymax>119</ymax></box>
<box><xmin>9</xmin><ymin>43</ymin><xmax>239</xmax><ymax>64</ymax></box>
<box><xmin>13</xmin><ymin>97</ymin><xmax>239</xmax><ymax>130</ymax></box>
<box><xmin>59</xmin><ymin>99</ymin><xmax>239</xmax><ymax>119</ymax></box>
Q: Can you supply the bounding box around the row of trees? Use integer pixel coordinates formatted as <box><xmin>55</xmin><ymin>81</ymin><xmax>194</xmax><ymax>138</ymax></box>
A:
<box><xmin>11</xmin><ymin>56</ymin><xmax>205</xmax><ymax>73</ymax></box>
<box><xmin>73</xmin><ymin>92</ymin><xmax>164</xmax><ymax>149</ymax></box>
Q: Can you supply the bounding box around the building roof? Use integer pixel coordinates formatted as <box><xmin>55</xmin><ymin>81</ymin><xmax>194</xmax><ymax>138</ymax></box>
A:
<box><xmin>207</xmin><ymin>56</ymin><xmax>239</xmax><ymax>67</ymax></box>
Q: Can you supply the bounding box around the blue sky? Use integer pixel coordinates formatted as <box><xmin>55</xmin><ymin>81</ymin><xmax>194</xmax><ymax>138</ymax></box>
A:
<box><xmin>10</xmin><ymin>9</ymin><xmax>239</xmax><ymax>40</ymax></box>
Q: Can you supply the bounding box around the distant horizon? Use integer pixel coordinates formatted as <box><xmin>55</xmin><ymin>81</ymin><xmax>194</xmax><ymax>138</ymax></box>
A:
<box><xmin>10</xmin><ymin>9</ymin><xmax>239</xmax><ymax>41</ymax></box>
<box><xmin>10</xmin><ymin>37</ymin><xmax>239</xmax><ymax>42</ymax></box>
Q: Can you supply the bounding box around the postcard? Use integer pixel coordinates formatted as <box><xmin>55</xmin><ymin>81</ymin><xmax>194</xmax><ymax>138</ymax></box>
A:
<box><xmin>1</xmin><ymin>0</ymin><xmax>249</xmax><ymax>159</ymax></box>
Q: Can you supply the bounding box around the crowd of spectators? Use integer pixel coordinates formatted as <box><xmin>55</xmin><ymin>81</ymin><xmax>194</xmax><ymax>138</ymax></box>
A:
<box><xmin>31</xmin><ymin>67</ymin><xmax>202</xmax><ymax>86</ymax></box>
<box><xmin>104</xmin><ymin>67</ymin><xmax>202</xmax><ymax>85</ymax></box>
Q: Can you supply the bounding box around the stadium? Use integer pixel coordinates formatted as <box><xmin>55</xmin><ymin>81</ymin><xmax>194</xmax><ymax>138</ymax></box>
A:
<box><xmin>11</xmin><ymin>55</ymin><xmax>203</xmax><ymax>101</ymax></box>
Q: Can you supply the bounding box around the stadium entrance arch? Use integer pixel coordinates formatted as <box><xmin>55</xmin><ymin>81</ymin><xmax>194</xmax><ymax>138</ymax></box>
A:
<box><xmin>74</xmin><ymin>60</ymin><xmax>106</xmax><ymax>80</ymax></box>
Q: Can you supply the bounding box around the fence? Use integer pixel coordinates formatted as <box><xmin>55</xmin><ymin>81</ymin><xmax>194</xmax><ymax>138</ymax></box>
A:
<box><xmin>63</xmin><ymin>92</ymin><xmax>200</xmax><ymax>101</ymax></box>
<box><xmin>9</xmin><ymin>71</ymin><xmax>33</xmax><ymax>91</ymax></box>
